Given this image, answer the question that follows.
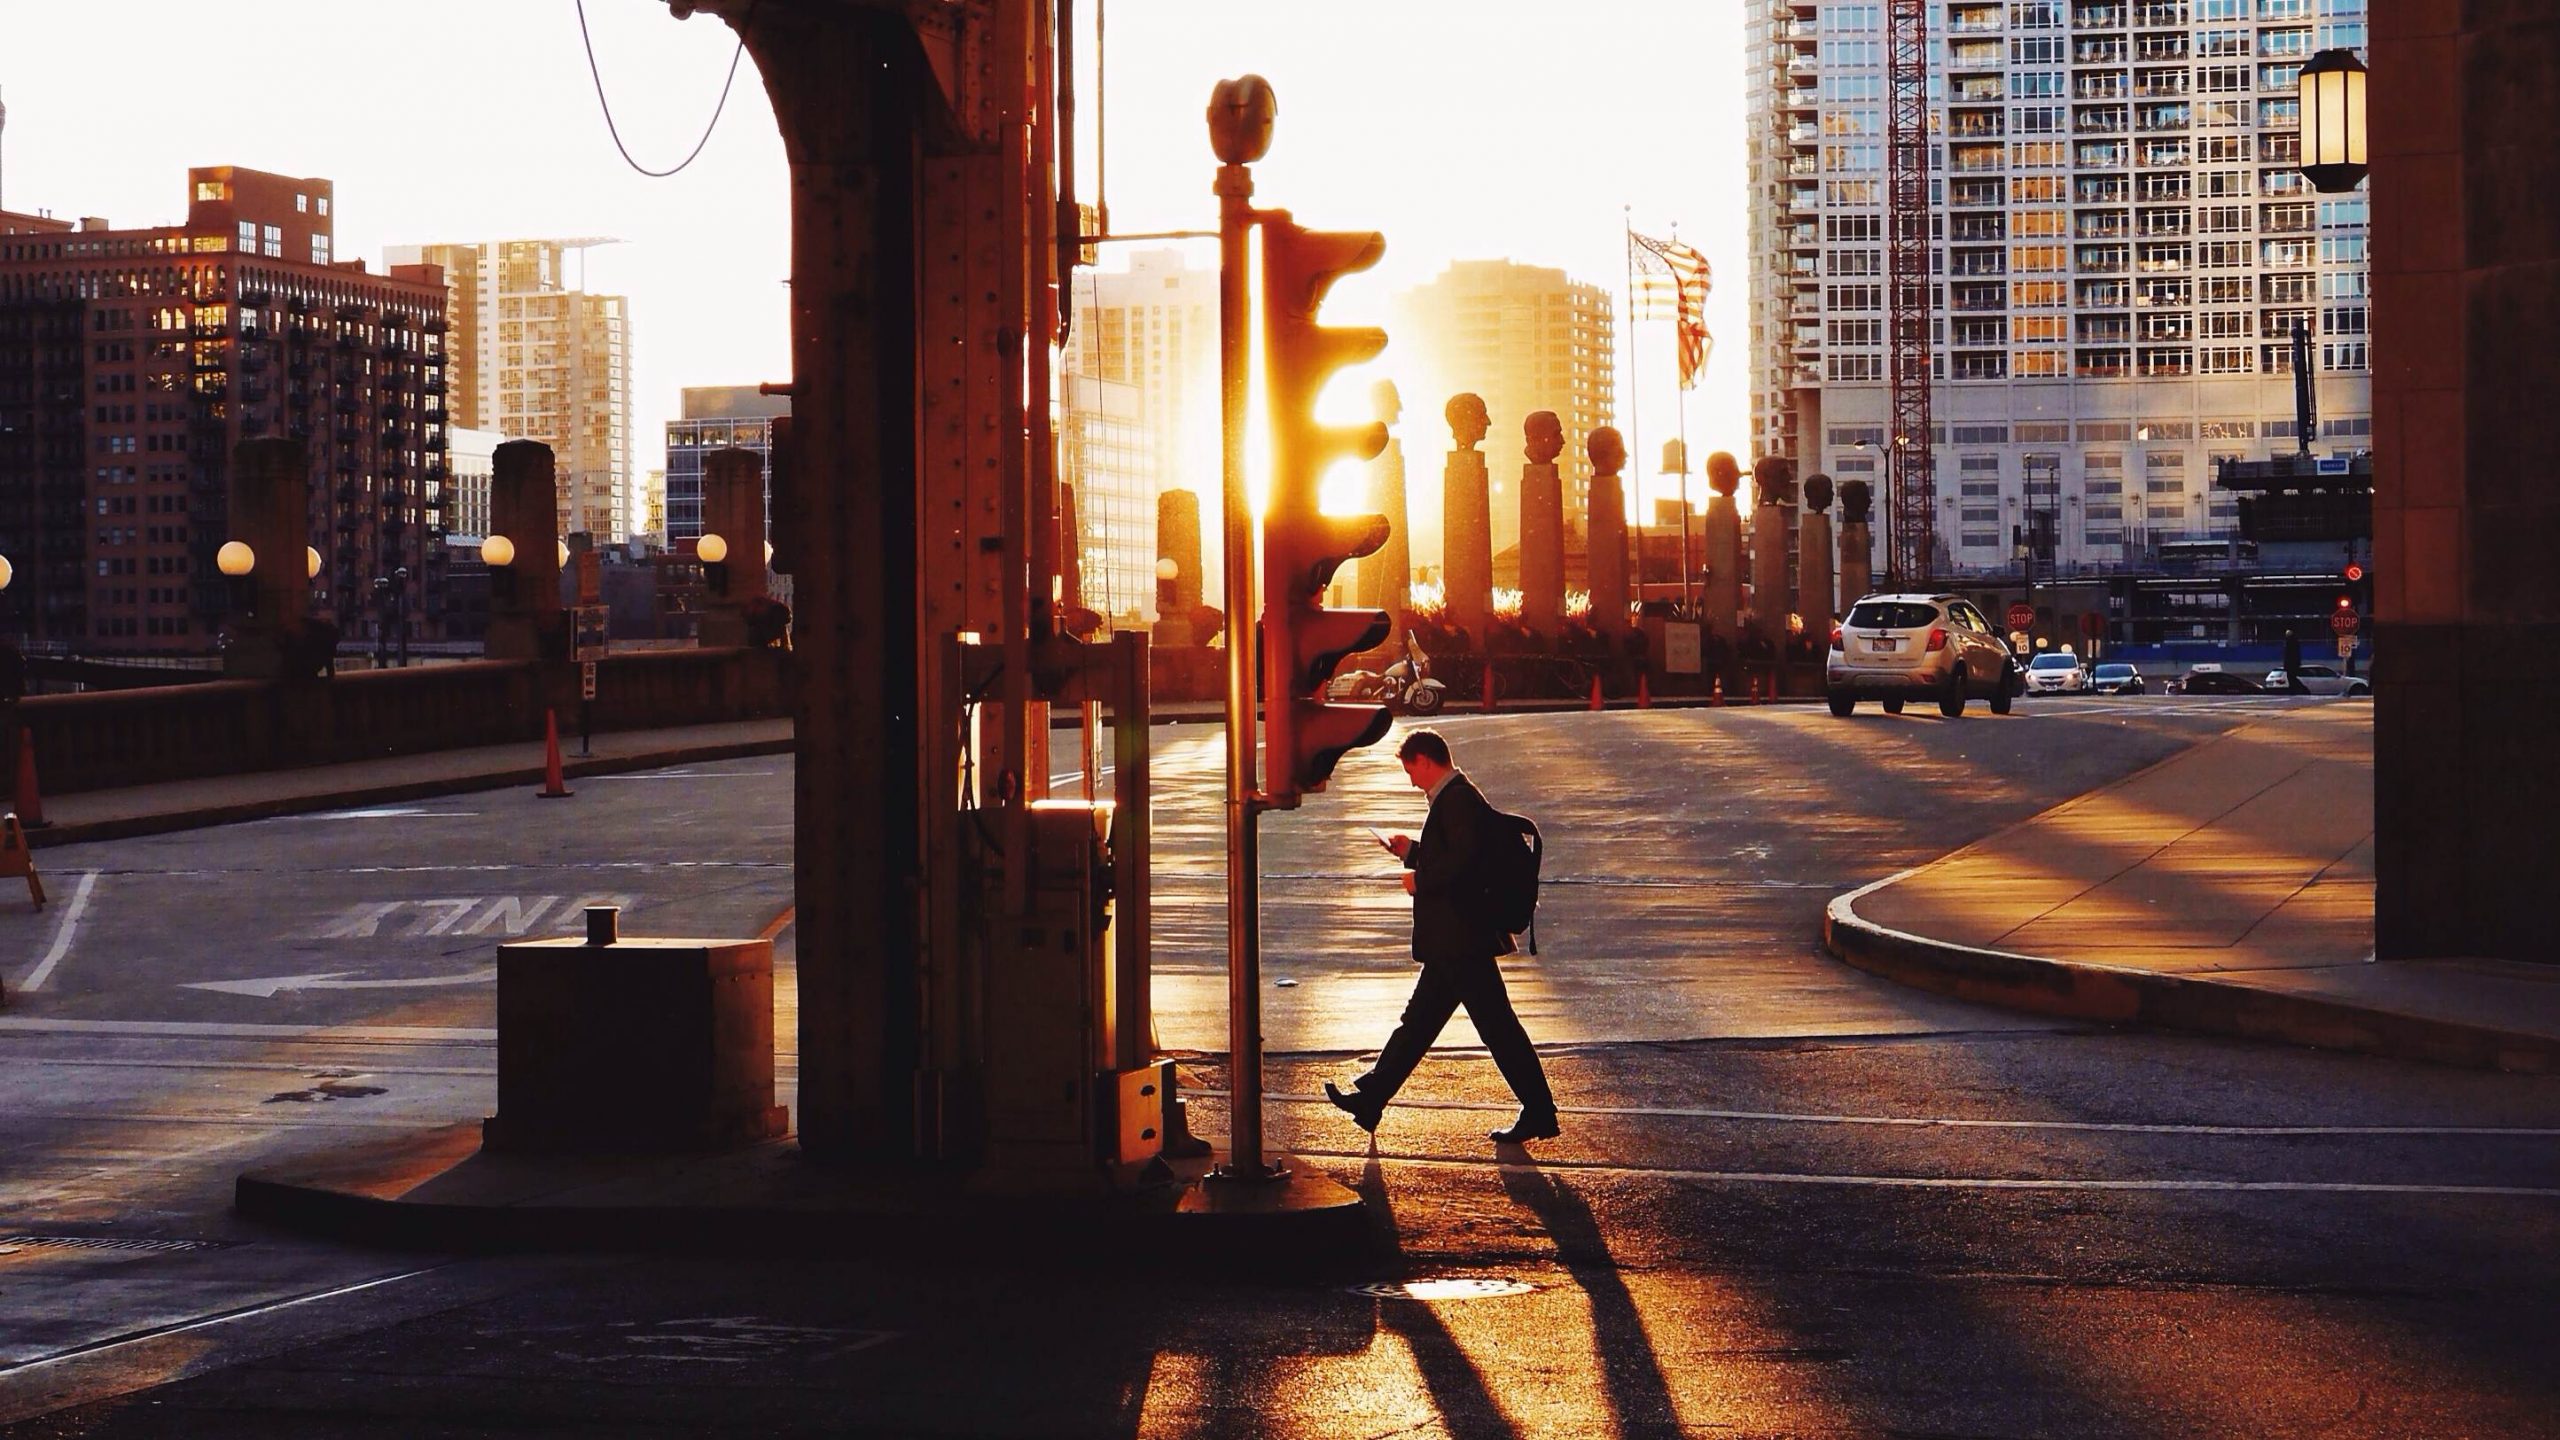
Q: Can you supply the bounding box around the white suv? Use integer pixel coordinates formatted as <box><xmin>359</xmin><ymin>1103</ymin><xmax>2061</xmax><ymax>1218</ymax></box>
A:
<box><xmin>2023</xmin><ymin>652</ymin><xmax>2088</xmax><ymax>694</ymax></box>
<box><xmin>1827</xmin><ymin>593</ymin><xmax>2020</xmax><ymax>717</ymax></box>
<box><xmin>2259</xmin><ymin>663</ymin><xmax>2371</xmax><ymax>697</ymax></box>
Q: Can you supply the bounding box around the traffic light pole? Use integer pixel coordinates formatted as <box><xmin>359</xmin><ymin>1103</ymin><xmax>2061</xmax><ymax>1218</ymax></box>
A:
<box><xmin>1213</xmin><ymin>139</ymin><xmax>1278</xmax><ymax>1184</ymax></box>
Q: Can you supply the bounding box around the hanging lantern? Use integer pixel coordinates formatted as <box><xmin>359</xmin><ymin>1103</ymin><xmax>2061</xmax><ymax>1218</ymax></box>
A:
<box><xmin>2298</xmin><ymin>49</ymin><xmax>2369</xmax><ymax>194</ymax></box>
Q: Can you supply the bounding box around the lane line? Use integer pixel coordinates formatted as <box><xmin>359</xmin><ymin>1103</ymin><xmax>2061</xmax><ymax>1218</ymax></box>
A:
<box><xmin>1244</xmin><ymin>1091</ymin><xmax>2560</xmax><ymax>1140</ymax></box>
<box><xmin>0</xmin><ymin>1265</ymin><xmax>441</xmax><ymax>1383</ymax></box>
<box><xmin>0</xmin><ymin>1111</ymin><xmax>470</xmax><ymax>1131</ymax></box>
<box><xmin>16</xmin><ymin>871</ymin><xmax>99</xmax><ymax>993</ymax></box>
<box><xmin>0</xmin><ymin>1017</ymin><xmax>495</xmax><ymax>1044</ymax></box>
<box><xmin>1296</xmin><ymin>1148</ymin><xmax>2560</xmax><ymax>1199</ymax></box>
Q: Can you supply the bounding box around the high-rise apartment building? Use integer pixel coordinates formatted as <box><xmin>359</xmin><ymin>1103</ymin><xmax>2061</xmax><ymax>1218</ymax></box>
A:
<box><xmin>1746</xmin><ymin>0</ymin><xmax>2370</xmax><ymax>576</ymax></box>
<box><xmin>386</xmin><ymin>239</ymin><xmax>633</xmax><ymax>542</ymax></box>
<box><xmin>1065</xmin><ymin>249</ymin><xmax>1217</xmax><ymax>503</ymax></box>
<box><xmin>0</xmin><ymin>166</ymin><xmax>449</xmax><ymax>651</ymax></box>
<box><xmin>663</xmin><ymin>384</ymin><xmax>788</xmax><ymax>544</ymax></box>
<box><xmin>445</xmin><ymin>425</ymin><xmax>503</xmax><ymax>542</ymax></box>
<box><xmin>1055</xmin><ymin>373</ymin><xmax>1157</xmax><ymax>625</ymax></box>
<box><xmin>1391</xmin><ymin>260</ymin><xmax>1615</xmax><ymax>559</ymax></box>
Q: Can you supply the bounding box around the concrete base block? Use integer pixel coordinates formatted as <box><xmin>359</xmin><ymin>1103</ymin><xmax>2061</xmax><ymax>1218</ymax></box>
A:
<box><xmin>484</xmin><ymin>935</ymin><xmax>787</xmax><ymax>1153</ymax></box>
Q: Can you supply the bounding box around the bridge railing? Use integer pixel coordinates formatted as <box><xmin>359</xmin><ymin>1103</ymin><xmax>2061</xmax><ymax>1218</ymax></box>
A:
<box><xmin>10</xmin><ymin>647</ymin><xmax>790</xmax><ymax>796</ymax></box>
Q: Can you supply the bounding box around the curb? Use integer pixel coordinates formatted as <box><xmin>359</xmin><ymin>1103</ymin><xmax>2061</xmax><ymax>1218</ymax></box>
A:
<box><xmin>26</xmin><ymin>737</ymin><xmax>797</xmax><ymax>849</ymax></box>
<box><xmin>233</xmin><ymin>1127</ymin><xmax>1374</xmax><ymax>1271</ymax></box>
<box><xmin>1822</xmin><ymin>876</ymin><xmax>2560</xmax><ymax>1075</ymax></box>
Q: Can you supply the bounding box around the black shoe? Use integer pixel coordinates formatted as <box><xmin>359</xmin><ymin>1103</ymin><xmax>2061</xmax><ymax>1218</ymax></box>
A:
<box><xmin>1324</xmin><ymin>1081</ymin><xmax>1382</xmax><ymax>1133</ymax></box>
<box><xmin>1490</xmin><ymin>1110</ymin><xmax>1561</xmax><ymax>1145</ymax></box>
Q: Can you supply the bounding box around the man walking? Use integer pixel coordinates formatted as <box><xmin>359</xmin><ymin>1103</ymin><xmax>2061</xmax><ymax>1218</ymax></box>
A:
<box><xmin>1325</xmin><ymin>729</ymin><xmax>1559</xmax><ymax>1145</ymax></box>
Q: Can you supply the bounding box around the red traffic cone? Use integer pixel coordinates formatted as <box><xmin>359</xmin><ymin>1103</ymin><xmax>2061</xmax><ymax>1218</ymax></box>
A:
<box><xmin>1587</xmin><ymin>672</ymin><xmax>1604</xmax><ymax>712</ymax></box>
<box><xmin>1637</xmin><ymin>670</ymin><xmax>1653</xmax><ymax>709</ymax></box>
<box><xmin>537</xmin><ymin>709</ymin><xmax>573</xmax><ymax>799</ymax></box>
<box><xmin>1711</xmin><ymin>675</ymin><xmax>1724</xmax><ymax>707</ymax></box>
<box><xmin>12</xmin><ymin>728</ymin><xmax>49</xmax><ymax>829</ymax></box>
<box><xmin>1480</xmin><ymin>661</ymin><xmax>1497</xmax><ymax>713</ymax></box>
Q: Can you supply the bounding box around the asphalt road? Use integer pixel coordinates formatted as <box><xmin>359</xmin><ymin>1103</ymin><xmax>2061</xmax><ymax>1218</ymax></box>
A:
<box><xmin>6</xmin><ymin>695</ymin><xmax>2557</xmax><ymax>1437</ymax></box>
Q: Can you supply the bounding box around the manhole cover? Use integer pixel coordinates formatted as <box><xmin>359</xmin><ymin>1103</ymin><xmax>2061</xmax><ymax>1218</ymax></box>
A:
<box><xmin>1350</xmin><ymin>1277</ymin><xmax>1536</xmax><ymax>1302</ymax></box>
<box><xmin>0</xmin><ymin>1235</ymin><xmax>232</xmax><ymax>1256</ymax></box>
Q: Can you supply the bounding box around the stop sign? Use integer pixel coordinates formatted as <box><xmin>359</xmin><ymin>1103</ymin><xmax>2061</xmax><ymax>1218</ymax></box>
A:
<box><xmin>2329</xmin><ymin>608</ymin><xmax>2360</xmax><ymax>635</ymax></box>
<box><xmin>2006</xmin><ymin>603</ymin><xmax>2035</xmax><ymax>630</ymax></box>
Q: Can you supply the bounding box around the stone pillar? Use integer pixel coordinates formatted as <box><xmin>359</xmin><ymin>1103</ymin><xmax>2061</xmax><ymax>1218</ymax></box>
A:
<box><xmin>1702</xmin><ymin>450</ymin><xmax>1744</xmax><ymax>633</ymax></box>
<box><xmin>2369</xmin><ymin>7</ymin><xmax>2560</xmax><ymax>961</ymax></box>
<box><xmin>1357</xmin><ymin>381</ymin><xmax>1411</xmax><ymax>636</ymax></box>
<box><xmin>485</xmin><ymin>439</ymin><xmax>564</xmax><ymax>661</ymax></box>
<box><xmin>1155</xmin><ymin>487</ymin><xmax>1202</xmax><ymax>645</ymax></box>
<box><xmin>1442</xmin><ymin>392</ymin><xmax>1493</xmax><ymax>642</ymax></box>
<box><xmin>1838</xmin><ymin>478</ymin><xmax>1875</xmax><ymax>608</ymax></box>
<box><xmin>1585</xmin><ymin>426</ymin><xmax>1629</xmax><ymax>634</ymax></box>
<box><xmin>696</xmin><ymin>447</ymin><xmax>769</xmax><ymax>648</ymax></box>
<box><xmin>1518</xmin><ymin>410</ymin><xmax>1566</xmax><ymax>637</ymax></box>
<box><xmin>1748</xmin><ymin>457</ymin><xmax>1797</xmax><ymax>651</ymax></box>
<box><xmin>1798</xmin><ymin>472</ymin><xmax>1837</xmax><ymax>630</ymax></box>
<box><xmin>220</xmin><ymin>438</ymin><xmax>311</xmax><ymax>679</ymax></box>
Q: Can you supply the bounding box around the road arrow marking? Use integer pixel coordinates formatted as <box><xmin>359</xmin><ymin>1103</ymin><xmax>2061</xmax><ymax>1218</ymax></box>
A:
<box><xmin>185</xmin><ymin>967</ymin><xmax>497</xmax><ymax>998</ymax></box>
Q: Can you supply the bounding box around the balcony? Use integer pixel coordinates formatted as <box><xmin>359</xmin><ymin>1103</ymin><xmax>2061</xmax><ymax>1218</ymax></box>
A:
<box><xmin>335</xmin><ymin>302</ymin><xmax>372</xmax><ymax>322</ymax></box>
<box><xmin>423</xmin><ymin>316</ymin><xmax>448</xmax><ymax>334</ymax></box>
<box><xmin>238</xmin><ymin>288</ymin><xmax>272</xmax><ymax>308</ymax></box>
<box><xmin>2075</xmin><ymin>40</ymin><xmax>2128</xmax><ymax>62</ymax></box>
<box><xmin>2131</xmin><ymin>2</ymin><xmax>2185</xmax><ymax>25</ymax></box>
<box><xmin>2075</xmin><ymin>74</ymin><xmax>2126</xmax><ymax>98</ymax></box>
<box><xmin>2074</xmin><ymin>4</ymin><xmax>2125</xmax><ymax>26</ymax></box>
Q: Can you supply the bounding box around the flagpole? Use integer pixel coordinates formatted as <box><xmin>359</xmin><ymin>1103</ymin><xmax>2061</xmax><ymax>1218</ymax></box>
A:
<box><xmin>1671</xmin><ymin>226</ymin><xmax>1693</xmax><ymax>614</ymax></box>
<box><xmin>1622</xmin><ymin>205</ymin><xmax>1645</xmax><ymax>609</ymax></box>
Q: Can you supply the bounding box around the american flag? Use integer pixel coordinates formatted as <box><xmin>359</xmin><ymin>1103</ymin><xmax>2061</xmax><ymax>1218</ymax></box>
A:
<box><xmin>1629</xmin><ymin>230</ymin><xmax>1713</xmax><ymax>391</ymax></box>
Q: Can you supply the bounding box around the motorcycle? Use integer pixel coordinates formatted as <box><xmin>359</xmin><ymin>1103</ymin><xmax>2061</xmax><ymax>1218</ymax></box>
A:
<box><xmin>1326</xmin><ymin>630</ymin><xmax>1448</xmax><ymax>716</ymax></box>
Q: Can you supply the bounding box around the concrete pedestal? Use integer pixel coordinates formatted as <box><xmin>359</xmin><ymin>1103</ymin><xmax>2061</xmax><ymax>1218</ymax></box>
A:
<box><xmin>485</xmin><ymin>935</ymin><xmax>787</xmax><ymax>1153</ymax></box>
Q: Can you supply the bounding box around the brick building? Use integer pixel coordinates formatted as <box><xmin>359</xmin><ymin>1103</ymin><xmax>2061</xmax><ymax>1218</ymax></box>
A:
<box><xmin>0</xmin><ymin>165</ymin><xmax>450</xmax><ymax>652</ymax></box>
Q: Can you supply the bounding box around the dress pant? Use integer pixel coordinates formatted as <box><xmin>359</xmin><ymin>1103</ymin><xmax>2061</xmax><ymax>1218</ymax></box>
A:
<box><xmin>1357</xmin><ymin>953</ymin><xmax>1554</xmax><ymax>1114</ymax></box>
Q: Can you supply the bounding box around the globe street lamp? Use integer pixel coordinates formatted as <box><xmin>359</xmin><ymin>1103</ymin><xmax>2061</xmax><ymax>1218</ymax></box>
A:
<box><xmin>216</xmin><ymin>540</ymin><xmax>257</xmax><ymax>621</ymax></box>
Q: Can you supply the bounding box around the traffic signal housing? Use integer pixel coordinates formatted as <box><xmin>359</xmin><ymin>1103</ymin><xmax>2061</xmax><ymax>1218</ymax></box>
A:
<box><xmin>1259</xmin><ymin>210</ymin><xmax>1393</xmax><ymax>806</ymax></box>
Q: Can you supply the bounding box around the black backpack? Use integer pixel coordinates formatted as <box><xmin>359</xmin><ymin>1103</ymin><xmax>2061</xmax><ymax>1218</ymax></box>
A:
<box><xmin>1484</xmin><ymin>810</ymin><xmax>1544</xmax><ymax>954</ymax></box>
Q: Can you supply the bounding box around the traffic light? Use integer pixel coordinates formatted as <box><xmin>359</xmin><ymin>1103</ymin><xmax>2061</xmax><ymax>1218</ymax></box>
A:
<box><xmin>1259</xmin><ymin>210</ymin><xmax>1393</xmax><ymax>807</ymax></box>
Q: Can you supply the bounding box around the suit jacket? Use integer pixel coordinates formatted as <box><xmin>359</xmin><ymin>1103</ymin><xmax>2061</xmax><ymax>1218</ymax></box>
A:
<box><xmin>1403</xmin><ymin>770</ymin><xmax>1515</xmax><ymax>965</ymax></box>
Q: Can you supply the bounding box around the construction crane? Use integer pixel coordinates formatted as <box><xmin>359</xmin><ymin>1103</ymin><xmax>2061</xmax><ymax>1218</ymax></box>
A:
<box><xmin>1883</xmin><ymin>0</ymin><xmax>1934</xmax><ymax>589</ymax></box>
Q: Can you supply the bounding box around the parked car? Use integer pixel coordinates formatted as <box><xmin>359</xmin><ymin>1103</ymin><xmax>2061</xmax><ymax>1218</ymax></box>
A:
<box><xmin>2173</xmin><ymin>669</ymin><xmax>2269</xmax><ymax>695</ymax></box>
<box><xmin>2022</xmin><ymin>652</ymin><xmax>2088</xmax><ymax>694</ymax></box>
<box><xmin>1826</xmin><ymin>592</ymin><xmax>2020</xmax><ymax>717</ymax></box>
<box><xmin>2090</xmin><ymin>662</ymin><xmax>2147</xmax><ymax>695</ymax></box>
<box><xmin>2257</xmin><ymin>663</ymin><xmax>2371</xmax><ymax>697</ymax></box>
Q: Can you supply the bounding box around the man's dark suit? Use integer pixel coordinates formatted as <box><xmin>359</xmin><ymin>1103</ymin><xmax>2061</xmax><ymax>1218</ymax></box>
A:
<box><xmin>1353</xmin><ymin>769</ymin><xmax>1555</xmax><ymax>1117</ymax></box>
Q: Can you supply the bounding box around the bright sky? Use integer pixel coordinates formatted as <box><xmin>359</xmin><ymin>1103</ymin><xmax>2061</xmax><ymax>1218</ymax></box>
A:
<box><xmin>4</xmin><ymin>0</ymin><xmax>1749</xmax><ymax>532</ymax></box>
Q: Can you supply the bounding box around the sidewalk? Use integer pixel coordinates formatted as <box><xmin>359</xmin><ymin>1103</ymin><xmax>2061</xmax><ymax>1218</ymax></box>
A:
<box><xmin>18</xmin><ymin>718</ymin><xmax>797</xmax><ymax>848</ymax></box>
<box><xmin>1825</xmin><ymin>703</ymin><xmax>2560</xmax><ymax>1073</ymax></box>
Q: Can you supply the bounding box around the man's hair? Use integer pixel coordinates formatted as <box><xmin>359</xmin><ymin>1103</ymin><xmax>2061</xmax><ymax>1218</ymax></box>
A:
<box><xmin>1397</xmin><ymin>729</ymin><xmax>1452</xmax><ymax>766</ymax></box>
